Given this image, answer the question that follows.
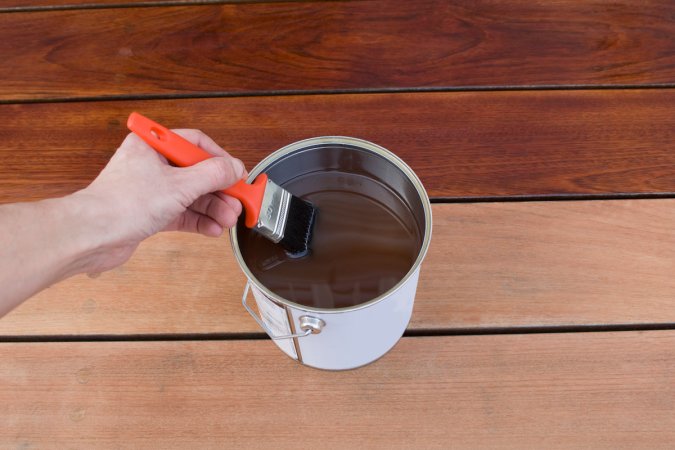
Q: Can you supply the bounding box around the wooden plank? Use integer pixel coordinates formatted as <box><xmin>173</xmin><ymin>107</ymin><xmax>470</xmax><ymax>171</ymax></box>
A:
<box><xmin>2</xmin><ymin>332</ymin><xmax>675</xmax><ymax>447</ymax></box>
<box><xmin>3</xmin><ymin>90</ymin><xmax>675</xmax><ymax>203</ymax></box>
<box><xmin>421</xmin><ymin>199</ymin><xmax>675</xmax><ymax>330</ymax></box>
<box><xmin>2</xmin><ymin>199</ymin><xmax>675</xmax><ymax>336</ymax></box>
<box><xmin>2</xmin><ymin>1</ymin><xmax>675</xmax><ymax>101</ymax></box>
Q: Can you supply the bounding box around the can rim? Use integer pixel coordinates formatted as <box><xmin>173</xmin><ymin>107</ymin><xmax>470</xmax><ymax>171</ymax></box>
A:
<box><xmin>230</xmin><ymin>136</ymin><xmax>433</xmax><ymax>314</ymax></box>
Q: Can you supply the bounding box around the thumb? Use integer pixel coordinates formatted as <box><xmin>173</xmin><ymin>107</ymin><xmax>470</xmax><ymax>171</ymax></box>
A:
<box><xmin>176</xmin><ymin>156</ymin><xmax>246</xmax><ymax>201</ymax></box>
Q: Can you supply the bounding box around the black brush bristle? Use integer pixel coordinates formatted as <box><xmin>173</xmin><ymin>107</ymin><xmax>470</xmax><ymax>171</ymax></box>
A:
<box><xmin>278</xmin><ymin>195</ymin><xmax>316</xmax><ymax>256</ymax></box>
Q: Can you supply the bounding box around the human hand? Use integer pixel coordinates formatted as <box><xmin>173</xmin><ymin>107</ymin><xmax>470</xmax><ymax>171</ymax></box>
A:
<box><xmin>73</xmin><ymin>129</ymin><xmax>245</xmax><ymax>274</ymax></box>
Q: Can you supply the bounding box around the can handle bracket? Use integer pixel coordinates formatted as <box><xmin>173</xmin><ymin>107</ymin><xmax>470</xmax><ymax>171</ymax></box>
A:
<box><xmin>242</xmin><ymin>282</ymin><xmax>323</xmax><ymax>340</ymax></box>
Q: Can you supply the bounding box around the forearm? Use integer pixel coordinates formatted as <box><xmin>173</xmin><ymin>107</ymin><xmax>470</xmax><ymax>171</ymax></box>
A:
<box><xmin>0</xmin><ymin>194</ymin><xmax>99</xmax><ymax>316</ymax></box>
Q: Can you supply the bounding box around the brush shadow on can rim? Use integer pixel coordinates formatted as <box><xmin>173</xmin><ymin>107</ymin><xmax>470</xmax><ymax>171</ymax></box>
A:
<box><xmin>230</xmin><ymin>136</ymin><xmax>433</xmax><ymax>314</ymax></box>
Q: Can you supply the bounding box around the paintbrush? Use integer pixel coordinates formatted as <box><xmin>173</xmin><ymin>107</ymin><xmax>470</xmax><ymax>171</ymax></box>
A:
<box><xmin>127</xmin><ymin>112</ymin><xmax>316</xmax><ymax>256</ymax></box>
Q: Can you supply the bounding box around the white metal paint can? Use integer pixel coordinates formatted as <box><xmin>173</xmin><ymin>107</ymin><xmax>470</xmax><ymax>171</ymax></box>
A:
<box><xmin>230</xmin><ymin>137</ymin><xmax>432</xmax><ymax>370</ymax></box>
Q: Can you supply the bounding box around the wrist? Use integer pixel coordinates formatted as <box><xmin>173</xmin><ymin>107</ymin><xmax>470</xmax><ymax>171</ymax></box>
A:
<box><xmin>54</xmin><ymin>190</ymin><xmax>129</xmax><ymax>278</ymax></box>
<box><xmin>41</xmin><ymin>193</ymin><xmax>99</xmax><ymax>279</ymax></box>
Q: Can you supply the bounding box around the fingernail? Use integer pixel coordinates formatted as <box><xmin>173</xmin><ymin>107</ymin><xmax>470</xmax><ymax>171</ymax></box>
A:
<box><xmin>231</xmin><ymin>158</ymin><xmax>245</xmax><ymax>179</ymax></box>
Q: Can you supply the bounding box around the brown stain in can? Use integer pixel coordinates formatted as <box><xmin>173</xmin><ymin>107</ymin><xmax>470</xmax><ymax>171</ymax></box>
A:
<box><xmin>238</xmin><ymin>170</ymin><xmax>421</xmax><ymax>309</ymax></box>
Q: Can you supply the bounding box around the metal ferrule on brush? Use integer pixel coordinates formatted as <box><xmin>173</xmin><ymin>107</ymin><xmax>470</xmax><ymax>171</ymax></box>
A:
<box><xmin>254</xmin><ymin>179</ymin><xmax>291</xmax><ymax>243</ymax></box>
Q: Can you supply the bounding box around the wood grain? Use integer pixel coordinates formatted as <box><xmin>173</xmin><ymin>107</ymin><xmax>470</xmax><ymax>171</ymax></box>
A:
<box><xmin>2</xmin><ymin>199</ymin><xmax>674</xmax><ymax>336</ymax></box>
<box><xmin>3</xmin><ymin>332</ymin><xmax>675</xmax><ymax>447</ymax></box>
<box><xmin>3</xmin><ymin>90</ymin><xmax>675</xmax><ymax>203</ymax></box>
<box><xmin>2</xmin><ymin>0</ymin><xmax>675</xmax><ymax>101</ymax></box>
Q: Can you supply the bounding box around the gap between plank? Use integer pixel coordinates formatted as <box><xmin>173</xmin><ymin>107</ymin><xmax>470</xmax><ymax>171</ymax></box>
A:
<box><xmin>0</xmin><ymin>0</ymin><xmax>338</xmax><ymax>14</ymax></box>
<box><xmin>2</xmin><ymin>84</ymin><xmax>675</xmax><ymax>106</ymax></box>
<box><xmin>3</xmin><ymin>322</ymin><xmax>675</xmax><ymax>343</ymax></box>
<box><xmin>431</xmin><ymin>192</ymin><xmax>675</xmax><ymax>204</ymax></box>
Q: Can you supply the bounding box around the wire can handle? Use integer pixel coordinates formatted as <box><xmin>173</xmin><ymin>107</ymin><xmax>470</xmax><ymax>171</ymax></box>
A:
<box><xmin>242</xmin><ymin>282</ymin><xmax>324</xmax><ymax>340</ymax></box>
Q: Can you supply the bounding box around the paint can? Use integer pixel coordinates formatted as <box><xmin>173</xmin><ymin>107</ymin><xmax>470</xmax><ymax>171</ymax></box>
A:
<box><xmin>231</xmin><ymin>137</ymin><xmax>432</xmax><ymax>370</ymax></box>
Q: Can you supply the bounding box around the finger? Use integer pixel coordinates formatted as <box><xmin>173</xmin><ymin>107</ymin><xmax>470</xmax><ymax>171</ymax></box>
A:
<box><xmin>189</xmin><ymin>193</ymin><xmax>241</xmax><ymax>229</ymax></box>
<box><xmin>175</xmin><ymin>156</ymin><xmax>246</xmax><ymax>204</ymax></box>
<box><xmin>172</xmin><ymin>209</ymin><xmax>225</xmax><ymax>237</ymax></box>
<box><xmin>171</xmin><ymin>129</ymin><xmax>247</xmax><ymax>181</ymax></box>
<box><xmin>214</xmin><ymin>191</ymin><xmax>243</xmax><ymax>216</ymax></box>
<box><xmin>172</xmin><ymin>129</ymin><xmax>230</xmax><ymax>158</ymax></box>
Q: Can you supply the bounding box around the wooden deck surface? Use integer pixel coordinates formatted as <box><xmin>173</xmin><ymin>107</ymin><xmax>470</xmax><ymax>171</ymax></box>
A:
<box><xmin>2</xmin><ymin>1</ymin><xmax>675</xmax><ymax>447</ymax></box>
<box><xmin>4</xmin><ymin>332</ymin><xmax>675</xmax><ymax>448</ymax></box>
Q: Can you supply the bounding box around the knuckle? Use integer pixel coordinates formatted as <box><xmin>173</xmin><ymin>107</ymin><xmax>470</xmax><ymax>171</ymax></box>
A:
<box><xmin>209</xmin><ymin>158</ymin><xmax>235</xmax><ymax>186</ymax></box>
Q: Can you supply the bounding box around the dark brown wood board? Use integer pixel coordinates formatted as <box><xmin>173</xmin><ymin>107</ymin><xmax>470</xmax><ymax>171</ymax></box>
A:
<box><xmin>2</xmin><ymin>1</ymin><xmax>675</xmax><ymax>101</ymax></box>
<box><xmin>2</xmin><ymin>90</ymin><xmax>675</xmax><ymax>204</ymax></box>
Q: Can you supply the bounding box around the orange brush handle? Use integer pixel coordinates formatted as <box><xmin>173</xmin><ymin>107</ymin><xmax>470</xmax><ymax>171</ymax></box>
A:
<box><xmin>127</xmin><ymin>112</ymin><xmax>266</xmax><ymax>228</ymax></box>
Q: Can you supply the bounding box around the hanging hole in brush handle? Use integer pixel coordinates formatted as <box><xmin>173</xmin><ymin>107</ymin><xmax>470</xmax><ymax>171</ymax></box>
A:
<box><xmin>241</xmin><ymin>282</ymin><xmax>325</xmax><ymax>340</ymax></box>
